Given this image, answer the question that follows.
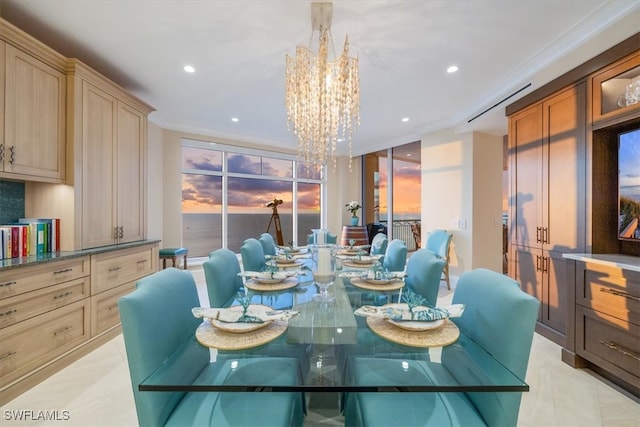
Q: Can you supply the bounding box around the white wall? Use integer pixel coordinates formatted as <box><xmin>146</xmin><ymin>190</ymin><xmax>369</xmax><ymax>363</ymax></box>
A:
<box><xmin>421</xmin><ymin>128</ymin><xmax>503</xmax><ymax>275</ymax></box>
<box><xmin>146</xmin><ymin>122</ymin><xmax>163</xmax><ymax>243</ymax></box>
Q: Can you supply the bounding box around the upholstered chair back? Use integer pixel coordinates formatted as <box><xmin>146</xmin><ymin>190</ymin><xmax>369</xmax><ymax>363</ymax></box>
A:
<box><xmin>404</xmin><ymin>248</ymin><xmax>446</xmax><ymax>306</ymax></box>
<box><xmin>204</xmin><ymin>248</ymin><xmax>244</xmax><ymax>308</ymax></box>
<box><xmin>259</xmin><ymin>232</ymin><xmax>277</xmax><ymax>256</ymax></box>
<box><xmin>240</xmin><ymin>238</ymin><xmax>266</xmax><ymax>272</ymax></box>
<box><xmin>369</xmin><ymin>233</ymin><xmax>388</xmax><ymax>256</ymax></box>
<box><xmin>382</xmin><ymin>239</ymin><xmax>408</xmax><ymax>272</ymax></box>
<box><xmin>119</xmin><ymin>269</ymin><xmax>207</xmax><ymax>427</ymax></box>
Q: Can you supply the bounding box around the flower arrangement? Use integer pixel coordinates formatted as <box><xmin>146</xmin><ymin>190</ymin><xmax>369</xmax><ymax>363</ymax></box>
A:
<box><xmin>345</xmin><ymin>201</ymin><xmax>361</xmax><ymax>217</ymax></box>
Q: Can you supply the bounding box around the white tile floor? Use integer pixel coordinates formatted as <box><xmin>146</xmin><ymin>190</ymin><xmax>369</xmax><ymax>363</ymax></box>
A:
<box><xmin>1</xmin><ymin>267</ymin><xmax>638</xmax><ymax>426</ymax></box>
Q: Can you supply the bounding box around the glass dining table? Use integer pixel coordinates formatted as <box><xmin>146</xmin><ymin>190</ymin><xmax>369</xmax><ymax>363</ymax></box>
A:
<box><xmin>138</xmin><ymin>256</ymin><xmax>530</xmax><ymax>396</ymax></box>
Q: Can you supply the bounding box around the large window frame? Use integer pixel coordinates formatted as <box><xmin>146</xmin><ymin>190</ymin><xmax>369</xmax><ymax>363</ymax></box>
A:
<box><xmin>181</xmin><ymin>138</ymin><xmax>326</xmax><ymax>253</ymax></box>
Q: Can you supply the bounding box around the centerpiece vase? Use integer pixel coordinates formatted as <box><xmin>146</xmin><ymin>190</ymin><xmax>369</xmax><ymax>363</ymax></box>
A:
<box><xmin>350</xmin><ymin>216</ymin><xmax>359</xmax><ymax>226</ymax></box>
<box><xmin>312</xmin><ymin>244</ymin><xmax>337</xmax><ymax>302</ymax></box>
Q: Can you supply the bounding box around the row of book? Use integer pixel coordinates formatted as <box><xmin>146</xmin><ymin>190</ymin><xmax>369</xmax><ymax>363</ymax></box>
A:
<box><xmin>0</xmin><ymin>218</ymin><xmax>61</xmax><ymax>259</ymax></box>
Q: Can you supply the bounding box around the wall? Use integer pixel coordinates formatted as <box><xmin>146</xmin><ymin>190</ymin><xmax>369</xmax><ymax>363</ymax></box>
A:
<box><xmin>146</xmin><ymin>122</ymin><xmax>164</xmax><ymax>242</ymax></box>
<box><xmin>421</xmin><ymin>128</ymin><xmax>503</xmax><ymax>275</ymax></box>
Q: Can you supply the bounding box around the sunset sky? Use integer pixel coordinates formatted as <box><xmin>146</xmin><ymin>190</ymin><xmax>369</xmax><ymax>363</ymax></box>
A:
<box><xmin>181</xmin><ymin>148</ymin><xmax>421</xmax><ymax>218</ymax></box>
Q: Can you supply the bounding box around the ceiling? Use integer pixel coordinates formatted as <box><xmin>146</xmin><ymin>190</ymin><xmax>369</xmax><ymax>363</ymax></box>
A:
<box><xmin>0</xmin><ymin>1</ymin><xmax>638</xmax><ymax>158</ymax></box>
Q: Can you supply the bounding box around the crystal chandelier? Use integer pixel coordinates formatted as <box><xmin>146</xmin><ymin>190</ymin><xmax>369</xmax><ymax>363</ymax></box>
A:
<box><xmin>285</xmin><ymin>2</ymin><xmax>360</xmax><ymax>168</ymax></box>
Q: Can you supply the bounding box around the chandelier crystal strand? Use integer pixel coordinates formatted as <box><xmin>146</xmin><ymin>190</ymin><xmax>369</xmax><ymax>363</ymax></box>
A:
<box><xmin>286</xmin><ymin>4</ymin><xmax>359</xmax><ymax>169</ymax></box>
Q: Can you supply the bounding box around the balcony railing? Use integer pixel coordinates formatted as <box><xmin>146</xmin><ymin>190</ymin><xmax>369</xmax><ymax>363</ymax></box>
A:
<box><xmin>377</xmin><ymin>220</ymin><xmax>421</xmax><ymax>252</ymax></box>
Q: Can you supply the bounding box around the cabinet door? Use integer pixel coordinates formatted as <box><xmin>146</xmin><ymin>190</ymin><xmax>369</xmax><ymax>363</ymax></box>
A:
<box><xmin>116</xmin><ymin>102</ymin><xmax>145</xmax><ymax>243</ymax></box>
<box><xmin>514</xmin><ymin>245</ymin><xmax>543</xmax><ymax>322</ymax></box>
<box><xmin>541</xmin><ymin>250</ymin><xmax>568</xmax><ymax>336</ymax></box>
<box><xmin>509</xmin><ymin>104</ymin><xmax>543</xmax><ymax>248</ymax></box>
<box><xmin>82</xmin><ymin>82</ymin><xmax>117</xmax><ymax>248</ymax></box>
<box><xmin>3</xmin><ymin>44</ymin><xmax>65</xmax><ymax>181</ymax></box>
<box><xmin>542</xmin><ymin>84</ymin><xmax>586</xmax><ymax>252</ymax></box>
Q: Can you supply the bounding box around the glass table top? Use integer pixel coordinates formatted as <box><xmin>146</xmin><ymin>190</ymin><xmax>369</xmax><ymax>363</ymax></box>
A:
<box><xmin>140</xmin><ymin>267</ymin><xmax>528</xmax><ymax>394</ymax></box>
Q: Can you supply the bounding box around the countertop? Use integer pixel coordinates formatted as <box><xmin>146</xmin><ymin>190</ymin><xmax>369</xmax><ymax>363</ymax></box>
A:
<box><xmin>0</xmin><ymin>240</ymin><xmax>160</xmax><ymax>271</ymax></box>
<box><xmin>562</xmin><ymin>253</ymin><xmax>640</xmax><ymax>273</ymax></box>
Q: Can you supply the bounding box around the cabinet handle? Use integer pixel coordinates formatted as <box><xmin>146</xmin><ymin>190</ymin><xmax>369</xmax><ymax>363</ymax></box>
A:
<box><xmin>535</xmin><ymin>255</ymin><xmax>541</xmax><ymax>272</ymax></box>
<box><xmin>108</xmin><ymin>304</ymin><xmax>119</xmax><ymax>311</ymax></box>
<box><xmin>8</xmin><ymin>145</ymin><xmax>15</xmax><ymax>165</ymax></box>
<box><xmin>0</xmin><ymin>309</ymin><xmax>17</xmax><ymax>317</ymax></box>
<box><xmin>53</xmin><ymin>291</ymin><xmax>73</xmax><ymax>300</ymax></box>
<box><xmin>119</xmin><ymin>226</ymin><xmax>124</xmax><ymax>239</ymax></box>
<box><xmin>53</xmin><ymin>268</ymin><xmax>72</xmax><ymax>275</ymax></box>
<box><xmin>543</xmin><ymin>227</ymin><xmax>549</xmax><ymax>244</ymax></box>
<box><xmin>114</xmin><ymin>227</ymin><xmax>119</xmax><ymax>240</ymax></box>
<box><xmin>0</xmin><ymin>144</ymin><xmax>4</xmax><ymax>162</ymax></box>
<box><xmin>0</xmin><ymin>281</ymin><xmax>16</xmax><ymax>288</ymax></box>
<box><xmin>600</xmin><ymin>287</ymin><xmax>640</xmax><ymax>302</ymax></box>
<box><xmin>599</xmin><ymin>341</ymin><xmax>640</xmax><ymax>361</ymax></box>
<box><xmin>53</xmin><ymin>325</ymin><xmax>72</xmax><ymax>336</ymax></box>
<box><xmin>137</xmin><ymin>259</ymin><xmax>147</xmax><ymax>264</ymax></box>
<box><xmin>0</xmin><ymin>351</ymin><xmax>16</xmax><ymax>361</ymax></box>
<box><xmin>108</xmin><ymin>266</ymin><xmax>122</xmax><ymax>272</ymax></box>
<box><xmin>536</xmin><ymin>227</ymin><xmax>542</xmax><ymax>243</ymax></box>
<box><xmin>542</xmin><ymin>256</ymin><xmax>549</xmax><ymax>273</ymax></box>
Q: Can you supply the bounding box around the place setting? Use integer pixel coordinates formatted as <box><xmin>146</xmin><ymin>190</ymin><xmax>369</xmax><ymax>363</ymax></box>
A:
<box><xmin>349</xmin><ymin>270</ymin><xmax>406</xmax><ymax>291</ymax></box>
<box><xmin>267</xmin><ymin>254</ymin><xmax>306</xmax><ymax>269</ymax></box>
<box><xmin>241</xmin><ymin>270</ymin><xmax>300</xmax><ymax>291</ymax></box>
<box><xmin>354</xmin><ymin>289</ymin><xmax>465</xmax><ymax>348</ymax></box>
<box><xmin>192</xmin><ymin>294</ymin><xmax>300</xmax><ymax>350</ymax></box>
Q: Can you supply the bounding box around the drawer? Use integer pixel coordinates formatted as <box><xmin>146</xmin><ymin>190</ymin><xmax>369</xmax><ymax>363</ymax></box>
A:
<box><xmin>90</xmin><ymin>281</ymin><xmax>135</xmax><ymax>336</ymax></box>
<box><xmin>0</xmin><ymin>257</ymin><xmax>90</xmax><ymax>300</ymax></box>
<box><xmin>0</xmin><ymin>299</ymin><xmax>90</xmax><ymax>388</ymax></box>
<box><xmin>578</xmin><ymin>264</ymin><xmax>640</xmax><ymax>325</ymax></box>
<box><xmin>576</xmin><ymin>306</ymin><xmax>640</xmax><ymax>390</ymax></box>
<box><xmin>91</xmin><ymin>245</ymin><xmax>155</xmax><ymax>294</ymax></box>
<box><xmin>0</xmin><ymin>277</ymin><xmax>90</xmax><ymax>329</ymax></box>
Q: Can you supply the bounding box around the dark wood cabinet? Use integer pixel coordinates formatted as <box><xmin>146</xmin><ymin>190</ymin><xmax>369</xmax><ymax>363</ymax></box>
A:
<box><xmin>509</xmin><ymin>83</ymin><xmax>586</xmax><ymax>345</ymax></box>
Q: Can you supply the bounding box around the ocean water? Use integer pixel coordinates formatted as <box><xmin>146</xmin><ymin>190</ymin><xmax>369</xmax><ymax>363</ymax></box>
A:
<box><xmin>183</xmin><ymin>213</ymin><xmax>320</xmax><ymax>256</ymax></box>
<box><xmin>620</xmin><ymin>185</ymin><xmax>640</xmax><ymax>202</ymax></box>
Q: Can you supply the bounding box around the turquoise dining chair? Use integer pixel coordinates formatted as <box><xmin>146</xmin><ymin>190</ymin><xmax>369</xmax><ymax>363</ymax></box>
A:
<box><xmin>259</xmin><ymin>232</ymin><xmax>277</xmax><ymax>256</ymax></box>
<box><xmin>240</xmin><ymin>237</ymin><xmax>266</xmax><ymax>272</ymax></box>
<box><xmin>382</xmin><ymin>239</ymin><xmax>407</xmax><ymax>272</ymax></box>
<box><xmin>118</xmin><ymin>268</ymin><xmax>305</xmax><ymax>427</ymax></box>
<box><xmin>344</xmin><ymin>268</ymin><xmax>540</xmax><ymax>427</ymax></box>
<box><xmin>204</xmin><ymin>248</ymin><xmax>244</xmax><ymax>308</ymax></box>
<box><xmin>404</xmin><ymin>248</ymin><xmax>446</xmax><ymax>306</ymax></box>
<box><xmin>426</xmin><ymin>229</ymin><xmax>453</xmax><ymax>289</ymax></box>
<box><xmin>369</xmin><ymin>233</ymin><xmax>388</xmax><ymax>257</ymax></box>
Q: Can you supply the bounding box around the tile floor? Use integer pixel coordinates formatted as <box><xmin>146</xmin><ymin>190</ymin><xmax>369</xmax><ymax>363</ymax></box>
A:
<box><xmin>1</xmin><ymin>266</ymin><xmax>638</xmax><ymax>426</ymax></box>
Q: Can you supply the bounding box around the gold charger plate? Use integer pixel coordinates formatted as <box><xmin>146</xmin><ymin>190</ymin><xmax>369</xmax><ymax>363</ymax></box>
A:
<box><xmin>350</xmin><ymin>277</ymin><xmax>404</xmax><ymax>291</ymax></box>
<box><xmin>366</xmin><ymin>316</ymin><xmax>459</xmax><ymax>348</ymax></box>
<box><xmin>343</xmin><ymin>260</ymin><xmax>376</xmax><ymax>269</ymax></box>
<box><xmin>196</xmin><ymin>319</ymin><xmax>288</xmax><ymax>350</ymax></box>
<box><xmin>209</xmin><ymin>304</ymin><xmax>273</xmax><ymax>333</ymax></box>
<box><xmin>245</xmin><ymin>277</ymin><xmax>299</xmax><ymax>291</ymax></box>
<box><xmin>276</xmin><ymin>259</ymin><xmax>303</xmax><ymax>267</ymax></box>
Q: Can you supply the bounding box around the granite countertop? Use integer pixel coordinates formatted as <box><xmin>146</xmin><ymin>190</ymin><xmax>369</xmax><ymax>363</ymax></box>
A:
<box><xmin>0</xmin><ymin>240</ymin><xmax>160</xmax><ymax>271</ymax></box>
<box><xmin>562</xmin><ymin>253</ymin><xmax>640</xmax><ymax>273</ymax></box>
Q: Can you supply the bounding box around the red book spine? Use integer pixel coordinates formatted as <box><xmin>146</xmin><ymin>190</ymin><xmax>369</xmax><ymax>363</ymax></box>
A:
<box><xmin>21</xmin><ymin>226</ymin><xmax>28</xmax><ymax>256</ymax></box>
<box><xmin>11</xmin><ymin>227</ymin><xmax>19</xmax><ymax>258</ymax></box>
<box><xmin>54</xmin><ymin>219</ymin><xmax>61</xmax><ymax>252</ymax></box>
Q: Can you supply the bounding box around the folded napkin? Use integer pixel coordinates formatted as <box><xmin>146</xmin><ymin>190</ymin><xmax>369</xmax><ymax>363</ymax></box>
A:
<box><xmin>238</xmin><ymin>270</ymin><xmax>298</xmax><ymax>278</ymax></box>
<box><xmin>354</xmin><ymin>304</ymin><xmax>465</xmax><ymax>322</ymax></box>
<box><xmin>192</xmin><ymin>306</ymin><xmax>299</xmax><ymax>323</ymax></box>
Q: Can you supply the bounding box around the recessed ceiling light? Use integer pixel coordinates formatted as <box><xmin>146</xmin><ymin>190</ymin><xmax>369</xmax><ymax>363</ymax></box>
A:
<box><xmin>184</xmin><ymin>65</ymin><xmax>195</xmax><ymax>73</ymax></box>
<box><xmin>401</xmin><ymin>117</ymin><xmax>410</xmax><ymax>122</ymax></box>
<box><xmin>447</xmin><ymin>65</ymin><xmax>459</xmax><ymax>73</ymax></box>
<box><xmin>231</xmin><ymin>117</ymin><xmax>239</xmax><ymax>122</ymax></box>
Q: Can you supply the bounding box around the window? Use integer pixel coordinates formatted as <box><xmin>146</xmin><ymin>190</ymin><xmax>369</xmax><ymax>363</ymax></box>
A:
<box><xmin>363</xmin><ymin>141</ymin><xmax>421</xmax><ymax>250</ymax></box>
<box><xmin>181</xmin><ymin>139</ymin><xmax>324</xmax><ymax>255</ymax></box>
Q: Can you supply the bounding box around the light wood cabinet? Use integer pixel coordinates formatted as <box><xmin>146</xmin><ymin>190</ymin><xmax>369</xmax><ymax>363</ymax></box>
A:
<box><xmin>0</xmin><ymin>242</ymin><xmax>158</xmax><ymax>404</ymax></box>
<box><xmin>67</xmin><ymin>60</ymin><xmax>153</xmax><ymax>250</ymax></box>
<box><xmin>509</xmin><ymin>83</ymin><xmax>586</xmax><ymax>345</ymax></box>
<box><xmin>0</xmin><ymin>33</ymin><xmax>66</xmax><ymax>183</ymax></box>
